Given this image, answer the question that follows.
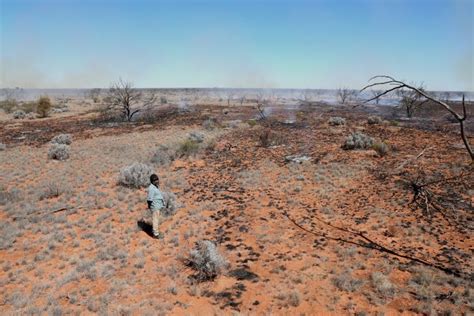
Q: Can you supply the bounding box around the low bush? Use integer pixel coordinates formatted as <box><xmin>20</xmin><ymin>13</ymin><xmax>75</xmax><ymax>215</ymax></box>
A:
<box><xmin>0</xmin><ymin>143</ymin><xmax>5</xmax><ymax>151</ymax></box>
<box><xmin>247</xmin><ymin>119</ymin><xmax>257</xmax><ymax>127</ymax></box>
<box><xmin>258</xmin><ymin>129</ymin><xmax>284</xmax><ymax>147</ymax></box>
<box><xmin>177</xmin><ymin>139</ymin><xmax>200</xmax><ymax>157</ymax></box>
<box><xmin>332</xmin><ymin>271</ymin><xmax>364</xmax><ymax>292</ymax></box>
<box><xmin>186</xmin><ymin>240</ymin><xmax>228</xmax><ymax>281</ymax></box>
<box><xmin>51</xmin><ymin>134</ymin><xmax>73</xmax><ymax>145</ymax></box>
<box><xmin>48</xmin><ymin>144</ymin><xmax>70</xmax><ymax>161</ymax></box>
<box><xmin>372</xmin><ymin>141</ymin><xmax>389</xmax><ymax>157</ymax></box>
<box><xmin>118</xmin><ymin>162</ymin><xmax>153</xmax><ymax>188</ymax></box>
<box><xmin>37</xmin><ymin>96</ymin><xmax>52</xmax><ymax>118</ymax></box>
<box><xmin>367</xmin><ymin>116</ymin><xmax>382</xmax><ymax>125</ymax></box>
<box><xmin>151</xmin><ymin>145</ymin><xmax>176</xmax><ymax>165</ymax></box>
<box><xmin>371</xmin><ymin>272</ymin><xmax>395</xmax><ymax>297</ymax></box>
<box><xmin>188</xmin><ymin>132</ymin><xmax>205</xmax><ymax>143</ymax></box>
<box><xmin>39</xmin><ymin>182</ymin><xmax>65</xmax><ymax>200</ymax></box>
<box><xmin>13</xmin><ymin>110</ymin><xmax>26</xmax><ymax>119</ymax></box>
<box><xmin>202</xmin><ymin>118</ymin><xmax>216</xmax><ymax>130</ymax></box>
<box><xmin>328</xmin><ymin>117</ymin><xmax>346</xmax><ymax>126</ymax></box>
<box><xmin>0</xmin><ymin>99</ymin><xmax>18</xmax><ymax>113</ymax></box>
<box><xmin>342</xmin><ymin>132</ymin><xmax>374</xmax><ymax>150</ymax></box>
<box><xmin>22</xmin><ymin>101</ymin><xmax>37</xmax><ymax>113</ymax></box>
<box><xmin>162</xmin><ymin>191</ymin><xmax>178</xmax><ymax>217</ymax></box>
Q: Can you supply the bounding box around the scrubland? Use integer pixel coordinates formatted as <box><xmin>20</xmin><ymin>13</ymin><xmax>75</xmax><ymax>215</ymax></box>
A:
<box><xmin>0</xmin><ymin>94</ymin><xmax>473</xmax><ymax>315</ymax></box>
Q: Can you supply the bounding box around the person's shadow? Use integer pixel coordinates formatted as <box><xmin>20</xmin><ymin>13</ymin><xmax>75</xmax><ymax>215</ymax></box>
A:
<box><xmin>137</xmin><ymin>220</ymin><xmax>154</xmax><ymax>238</ymax></box>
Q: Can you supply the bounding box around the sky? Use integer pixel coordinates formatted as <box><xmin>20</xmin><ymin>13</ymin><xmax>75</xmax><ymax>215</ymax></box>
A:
<box><xmin>0</xmin><ymin>0</ymin><xmax>472</xmax><ymax>90</ymax></box>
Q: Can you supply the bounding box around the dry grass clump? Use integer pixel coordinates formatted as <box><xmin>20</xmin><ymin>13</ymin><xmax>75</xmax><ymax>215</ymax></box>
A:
<box><xmin>51</xmin><ymin>134</ymin><xmax>73</xmax><ymax>145</ymax></box>
<box><xmin>48</xmin><ymin>144</ymin><xmax>70</xmax><ymax>160</ymax></box>
<box><xmin>38</xmin><ymin>182</ymin><xmax>67</xmax><ymax>200</ymax></box>
<box><xmin>258</xmin><ymin>129</ymin><xmax>284</xmax><ymax>147</ymax></box>
<box><xmin>372</xmin><ymin>141</ymin><xmax>389</xmax><ymax>157</ymax></box>
<box><xmin>371</xmin><ymin>272</ymin><xmax>395</xmax><ymax>297</ymax></box>
<box><xmin>151</xmin><ymin>144</ymin><xmax>177</xmax><ymax>166</ymax></box>
<box><xmin>332</xmin><ymin>270</ymin><xmax>364</xmax><ymax>292</ymax></box>
<box><xmin>176</xmin><ymin>139</ymin><xmax>200</xmax><ymax>157</ymax></box>
<box><xmin>203</xmin><ymin>118</ymin><xmax>217</xmax><ymax>130</ymax></box>
<box><xmin>328</xmin><ymin>116</ymin><xmax>346</xmax><ymax>126</ymax></box>
<box><xmin>0</xmin><ymin>99</ymin><xmax>18</xmax><ymax>113</ymax></box>
<box><xmin>118</xmin><ymin>162</ymin><xmax>153</xmax><ymax>188</ymax></box>
<box><xmin>13</xmin><ymin>110</ymin><xmax>26</xmax><ymax>119</ymax></box>
<box><xmin>342</xmin><ymin>132</ymin><xmax>374</xmax><ymax>150</ymax></box>
<box><xmin>162</xmin><ymin>191</ymin><xmax>179</xmax><ymax>217</ymax></box>
<box><xmin>188</xmin><ymin>131</ymin><xmax>205</xmax><ymax>143</ymax></box>
<box><xmin>37</xmin><ymin>96</ymin><xmax>52</xmax><ymax>118</ymax></box>
<box><xmin>186</xmin><ymin>240</ymin><xmax>228</xmax><ymax>281</ymax></box>
<box><xmin>367</xmin><ymin>115</ymin><xmax>382</xmax><ymax>125</ymax></box>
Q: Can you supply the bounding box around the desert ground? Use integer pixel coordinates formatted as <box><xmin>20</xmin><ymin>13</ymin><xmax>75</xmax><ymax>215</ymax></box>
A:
<box><xmin>0</xmin><ymin>92</ymin><xmax>473</xmax><ymax>315</ymax></box>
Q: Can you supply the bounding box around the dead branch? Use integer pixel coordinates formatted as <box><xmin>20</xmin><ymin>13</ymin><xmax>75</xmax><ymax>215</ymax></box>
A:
<box><xmin>360</xmin><ymin>75</ymin><xmax>473</xmax><ymax>161</ymax></box>
<box><xmin>393</xmin><ymin>146</ymin><xmax>434</xmax><ymax>174</ymax></box>
<box><xmin>283</xmin><ymin>208</ymin><xmax>465</xmax><ymax>278</ymax></box>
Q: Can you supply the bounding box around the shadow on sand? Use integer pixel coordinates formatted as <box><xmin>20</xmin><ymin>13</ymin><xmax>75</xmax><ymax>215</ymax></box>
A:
<box><xmin>137</xmin><ymin>220</ymin><xmax>155</xmax><ymax>238</ymax></box>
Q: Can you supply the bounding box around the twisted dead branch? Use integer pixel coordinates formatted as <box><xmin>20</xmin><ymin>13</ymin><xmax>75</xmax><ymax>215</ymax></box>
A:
<box><xmin>360</xmin><ymin>75</ymin><xmax>473</xmax><ymax>161</ymax></box>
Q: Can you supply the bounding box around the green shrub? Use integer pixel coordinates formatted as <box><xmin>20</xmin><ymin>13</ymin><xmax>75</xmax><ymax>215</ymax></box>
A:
<box><xmin>372</xmin><ymin>142</ymin><xmax>389</xmax><ymax>157</ymax></box>
<box><xmin>36</xmin><ymin>96</ymin><xmax>52</xmax><ymax>118</ymax></box>
<box><xmin>247</xmin><ymin>119</ymin><xmax>257</xmax><ymax>127</ymax></box>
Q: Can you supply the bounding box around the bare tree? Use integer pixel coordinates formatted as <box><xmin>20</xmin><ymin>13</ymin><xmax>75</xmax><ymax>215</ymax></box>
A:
<box><xmin>371</xmin><ymin>90</ymin><xmax>381</xmax><ymax>105</ymax></box>
<box><xmin>238</xmin><ymin>94</ymin><xmax>246</xmax><ymax>106</ymax></box>
<box><xmin>441</xmin><ymin>91</ymin><xmax>451</xmax><ymax>104</ymax></box>
<box><xmin>105</xmin><ymin>78</ymin><xmax>157</xmax><ymax>122</ymax></box>
<box><xmin>1</xmin><ymin>87</ymin><xmax>23</xmax><ymax>101</ymax></box>
<box><xmin>396</xmin><ymin>84</ymin><xmax>427</xmax><ymax>118</ymax></box>
<box><xmin>337</xmin><ymin>87</ymin><xmax>356</xmax><ymax>105</ymax></box>
<box><xmin>361</xmin><ymin>75</ymin><xmax>473</xmax><ymax>161</ymax></box>
<box><xmin>88</xmin><ymin>88</ymin><xmax>102</xmax><ymax>103</ymax></box>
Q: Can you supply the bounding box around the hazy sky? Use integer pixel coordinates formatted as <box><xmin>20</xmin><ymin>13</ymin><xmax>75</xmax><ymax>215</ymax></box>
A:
<box><xmin>0</xmin><ymin>0</ymin><xmax>472</xmax><ymax>90</ymax></box>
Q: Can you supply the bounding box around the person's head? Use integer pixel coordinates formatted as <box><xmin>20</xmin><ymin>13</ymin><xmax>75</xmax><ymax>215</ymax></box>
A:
<box><xmin>150</xmin><ymin>174</ymin><xmax>159</xmax><ymax>186</ymax></box>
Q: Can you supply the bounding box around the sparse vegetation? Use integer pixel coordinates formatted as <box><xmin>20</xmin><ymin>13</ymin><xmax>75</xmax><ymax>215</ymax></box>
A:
<box><xmin>151</xmin><ymin>144</ymin><xmax>176</xmax><ymax>165</ymax></box>
<box><xmin>176</xmin><ymin>139</ymin><xmax>200</xmax><ymax>157</ymax></box>
<box><xmin>36</xmin><ymin>96</ymin><xmax>52</xmax><ymax>118</ymax></box>
<box><xmin>118</xmin><ymin>162</ymin><xmax>153</xmax><ymax>188</ymax></box>
<box><xmin>51</xmin><ymin>134</ymin><xmax>72</xmax><ymax>145</ymax></box>
<box><xmin>328</xmin><ymin>116</ymin><xmax>346</xmax><ymax>126</ymax></box>
<box><xmin>12</xmin><ymin>110</ymin><xmax>26</xmax><ymax>119</ymax></box>
<box><xmin>372</xmin><ymin>141</ymin><xmax>389</xmax><ymax>157</ymax></box>
<box><xmin>162</xmin><ymin>191</ymin><xmax>178</xmax><ymax>217</ymax></box>
<box><xmin>186</xmin><ymin>240</ymin><xmax>228</xmax><ymax>281</ymax></box>
<box><xmin>47</xmin><ymin>144</ymin><xmax>70</xmax><ymax>160</ymax></box>
<box><xmin>371</xmin><ymin>272</ymin><xmax>395</xmax><ymax>297</ymax></box>
<box><xmin>342</xmin><ymin>132</ymin><xmax>374</xmax><ymax>150</ymax></box>
<box><xmin>367</xmin><ymin>115</ymin><xmax>382</xmax><ymax>125</ymax></box>
<box><xmin>332</xmin><ymin>271</ymin><xmax>364</xmax><ymax>292</ymax></box>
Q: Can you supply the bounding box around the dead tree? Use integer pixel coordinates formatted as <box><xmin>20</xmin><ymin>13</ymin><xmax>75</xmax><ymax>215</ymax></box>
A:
<box><xmin>361</xmin><ymin>75</ymin><xmax>473</xmax><ymax>161</ymax></box>
<box><xmin>106</xmin><ymin>78</ymin><xmax>157</xmax><ymax>122</ymax></box>
<box><xmin>88</xmin><ymin>88</ymin><xmax>102</xmax><ymax>103</ymax></box>
<box><xmin>337</xmin><ymin>87</ymin><xmax>356</xmax><ymax>105</ymax></box>
<box><xmin>396</xmin><ymin>85</ymin><xmax>427</xmax><ymax>118</ymax></box>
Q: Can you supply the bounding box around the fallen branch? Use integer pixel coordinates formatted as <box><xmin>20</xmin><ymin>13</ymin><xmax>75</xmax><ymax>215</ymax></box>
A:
<box><xmin>393</xmin><ymin>146</ymin><xmax>433</xmax><ymax>174</ymax></box>
<box><xmin>283</xmin><ymin>208</ymin><xmax>465</xmax><ymax>278</ymax></box>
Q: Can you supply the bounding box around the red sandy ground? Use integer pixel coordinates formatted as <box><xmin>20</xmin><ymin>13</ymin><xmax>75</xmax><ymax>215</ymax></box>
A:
<box><xmin>0</xmin><ymin>103</ymin><xmax>472</xmax><ymax>315</ymax></box>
